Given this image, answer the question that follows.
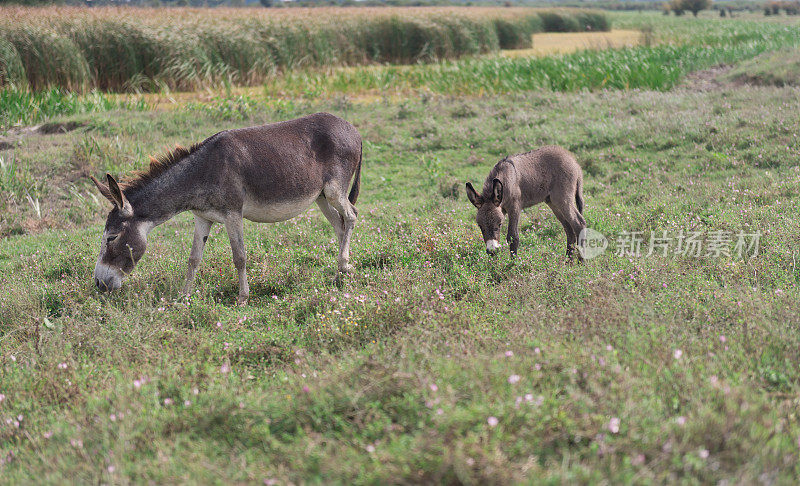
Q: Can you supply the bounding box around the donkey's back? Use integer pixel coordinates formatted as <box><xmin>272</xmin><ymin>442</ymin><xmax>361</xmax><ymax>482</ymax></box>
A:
<box><xmin>199</xmin><ymin>112</ymin><xmax>361</xmax><ymax>222</ymax></box>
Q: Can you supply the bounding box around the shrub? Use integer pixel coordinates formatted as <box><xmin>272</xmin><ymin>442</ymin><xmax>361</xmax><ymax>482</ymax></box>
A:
<box><xmin>539</xmin><ymin>11</ymin><xmax>581</xmax><ymax>32</ymax></box>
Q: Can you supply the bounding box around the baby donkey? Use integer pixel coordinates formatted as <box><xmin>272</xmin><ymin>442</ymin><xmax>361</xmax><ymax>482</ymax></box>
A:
<box><xmin>465</xmin><ymin>145</ymin><xmax>586</xmax><ymax>259</ymax></box>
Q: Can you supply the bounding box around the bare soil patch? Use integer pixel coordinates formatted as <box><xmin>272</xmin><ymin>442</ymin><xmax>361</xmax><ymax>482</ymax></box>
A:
<box><xmin>679</xmin><ymin>65</ymin><xmax>734</xmax><ymax>91</ymax></box>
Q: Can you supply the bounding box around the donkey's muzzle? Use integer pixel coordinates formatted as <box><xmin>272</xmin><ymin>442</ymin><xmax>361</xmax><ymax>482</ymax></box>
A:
<box><xmin>94</xmin><ymin>276</ymin><xmax>121</xmax><ymax>292</ymax></box>
<box><xmin>94</xmin><ymin>263</ymin><xmax>124</xmax><ymax>292</ymax></box>
<box><xmin>485</xmin><ymin>239</ymin><xmax>500</xmax><ymax>256</ymax></box>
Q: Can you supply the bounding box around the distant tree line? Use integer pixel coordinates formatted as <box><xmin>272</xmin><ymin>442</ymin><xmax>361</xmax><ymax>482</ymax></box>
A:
<box><xmin>0</xmin><ymin>0</ymin><xmax>521</xmax><ymax>5</ymax></box>
<box><xmin>660</xmin><ymin>0</ymin><xmax>766</xmax><ymax>17</ymax></box>
<box><xmin>0</xmin><ymin>0</ymin><xmax>781</xmax><ymax>11</ymax></box>
<box><xmin>661</xmin><ymin>0</ymin><xmax>712</xmax><ymax>16</ymax></box>
<box><xmin>763</xmin><ymin>0</ymin><xmax>800</xmax><ymax>14</ymax></box>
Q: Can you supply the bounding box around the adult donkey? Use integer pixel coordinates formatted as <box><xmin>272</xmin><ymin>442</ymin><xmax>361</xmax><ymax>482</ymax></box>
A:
<box><xmin>91</xmin><ymin>112</ymin><xmax>362</xmax><ymax>304</ymax></box>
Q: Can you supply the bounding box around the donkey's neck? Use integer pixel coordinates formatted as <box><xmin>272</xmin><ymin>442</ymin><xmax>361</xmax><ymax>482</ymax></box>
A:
<box><xmin>484</xmin><ymin>159</ymin><xmax>518</xmax><ymax>196</ymax></box>
<box><xmin>126</xmin><ymin>159</ymin><xmax>205</xmax><ymax>228</ymax></box>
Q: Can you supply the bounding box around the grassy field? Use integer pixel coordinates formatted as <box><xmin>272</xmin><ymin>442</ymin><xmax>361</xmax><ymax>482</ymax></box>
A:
<box><xmin>725</xmin><ymin>47</ymin><xmax>800</xmax><ymax>86</ymax></box>
<box><xmin>265</xmin><ymin>17</ymin><xmax>800</xmax><ymax>97</ymax></box>
<box><xmin>2</xmin><ymin>11</ymin><xmax>800</xmax><ymax>485</ymax></box>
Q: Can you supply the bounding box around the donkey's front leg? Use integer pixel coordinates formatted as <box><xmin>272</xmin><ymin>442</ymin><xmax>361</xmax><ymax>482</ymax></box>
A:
<box><xmin>224</xmin><ymin>215</ymin><xmax>249</xmax><ymax>305</ymax></box>
<box><xmin>181</xmin><ymin>216</ymin><xmax>213</xmax><ymax>298</ymax></box>
<box><xmin>506</xmin><ymin>208</ymin><xmax>521</xmax><ymax>256</ymax></box>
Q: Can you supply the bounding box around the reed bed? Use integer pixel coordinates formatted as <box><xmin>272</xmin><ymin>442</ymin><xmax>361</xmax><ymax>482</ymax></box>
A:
<box><xmin>0</xmin><ymin>6</ymin><xmax>609</xmax><ymax>92</ymax></box>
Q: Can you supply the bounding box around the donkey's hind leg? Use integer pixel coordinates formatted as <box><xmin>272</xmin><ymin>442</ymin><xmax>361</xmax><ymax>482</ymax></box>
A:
<box><xmin>549</xmin><ymin>195</ymin><xmax>585</xmax><ymax>261</ymax></box>
<box><xmin>555</xmin><ymin>212</ymin><xmax>577</xmax><ymax>258</ymax></box>
<box><xmin>315</xmin><ymin>196</ymin><xmax>344</xmax><ymax>245</ymax></box>
<box><xmin>571</xmin><ymin>207</ymin><xmax>587</xmax><ymax>251</ymax></box>
<box><xmin>323</xmin><ymin>184</ymin><xmax>357</xmax><ymax>273</ymax></box>
<box><xmin>224</xmin><ymin>214</ymin><xmax>249</xmax><ymax>305</ymax></box>
<box><xmin>566</xmin><ymin>206</ymin><xmax>587</xmax><ymax>262</ymax></box>
<box><xmin>181</xmin><ymin>215</ymin><xmax>213</xmax><ymax>298</ymax></box>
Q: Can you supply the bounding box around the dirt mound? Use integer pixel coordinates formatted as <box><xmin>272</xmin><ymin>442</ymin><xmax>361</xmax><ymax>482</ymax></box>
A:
<box><xmin>36</xmin><ymin>121</ymin><xmax>85</xmax><ymax>135</ymax></box>
<box><xmin>680</xmin><ymin>65</ymin><xmax>734</xmax><ymax>91</ymax></box>
<box><xmin>0</xmin><ymin>121</ymin><xmax>87</xmax><ymax>152</ymax></box>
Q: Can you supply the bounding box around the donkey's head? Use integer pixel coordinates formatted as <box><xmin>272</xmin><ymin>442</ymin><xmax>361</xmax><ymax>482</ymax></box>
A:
<box><xmin>90</xmin><ymin>174</ymin><xmax>149</xmax><ymax>292</ymax></box>
<box><xmin>465</xmin><ymin>179</ymin><xmax>504</xmax><ymax>255</ymax></box>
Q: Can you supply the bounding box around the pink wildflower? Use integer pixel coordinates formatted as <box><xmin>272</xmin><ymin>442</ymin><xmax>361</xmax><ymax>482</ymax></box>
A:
<box><xmin>608</xmin><ymin>417</ymin><xmax>620</xmax><ymax>434</ymax></box>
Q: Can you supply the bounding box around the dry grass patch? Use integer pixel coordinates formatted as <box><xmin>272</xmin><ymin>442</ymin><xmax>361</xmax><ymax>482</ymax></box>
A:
<box><xmin>502</xmin><ymin>29</ymin><xmax>645</xmax><ymax>58</ymax></box>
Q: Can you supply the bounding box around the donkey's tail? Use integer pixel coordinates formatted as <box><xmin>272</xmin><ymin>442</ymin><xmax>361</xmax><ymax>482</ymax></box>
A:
<box><xmin>575</xmin><ymin>178</ymin><xmax>584</xmax><ymax>215</ymax></box>
<box><xmin>348</xmin><ymin>139</ymin><xmax>362</xmax><ymax>205</ymax></box>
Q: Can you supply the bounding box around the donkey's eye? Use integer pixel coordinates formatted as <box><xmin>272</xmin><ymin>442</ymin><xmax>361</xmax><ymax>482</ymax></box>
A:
<box><xmin>107</xmin><ymin>235</ymin><xmax>118</xmax><ymax>243</ymax></box>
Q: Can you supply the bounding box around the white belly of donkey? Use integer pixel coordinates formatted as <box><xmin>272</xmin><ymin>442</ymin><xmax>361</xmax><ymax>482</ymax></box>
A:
<box><xmin>242</xmin><ymin>195</ymin><xmax>318</xmax><ymax>223</ymax></box>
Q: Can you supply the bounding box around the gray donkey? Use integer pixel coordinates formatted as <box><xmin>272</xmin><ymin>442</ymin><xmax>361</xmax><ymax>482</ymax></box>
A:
<box><xmin>91</xmin><ymin>112</ymin><xmax>362</xmax><ymax>304</ymax></box>
<box><xmin>465</xmin><ymin>145</ymin><xmax>585</xmax><ymax>258</ymax></box>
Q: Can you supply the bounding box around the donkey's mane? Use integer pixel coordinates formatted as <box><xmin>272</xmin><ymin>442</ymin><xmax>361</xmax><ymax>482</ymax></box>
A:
<box><xmin>121</xmin><ymin>142</ymin><xmax>204</xmax><ymax>193</ymax></box>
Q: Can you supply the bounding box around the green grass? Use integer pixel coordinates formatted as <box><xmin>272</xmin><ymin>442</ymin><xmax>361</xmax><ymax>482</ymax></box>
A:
<box><xmin>2</xmin><ymin>59</ymin><xmax>800</xmax><ymax>481</ymax></box>
<box><xmin>0</xmin><ymin>88</ymin><xmax>149</xmax><ymax>129</ymax></box>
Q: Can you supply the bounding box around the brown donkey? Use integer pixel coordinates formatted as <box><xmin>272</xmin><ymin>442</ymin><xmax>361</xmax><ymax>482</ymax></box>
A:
<box><xmin>465</xmin><ymin>145</ymin><xmax>585</xmax><ymax>258</ymax></box>
<box><xmin>91</xmin><ymin>112</ymin><xmax>362</xmax><ymax>304</ymax></box>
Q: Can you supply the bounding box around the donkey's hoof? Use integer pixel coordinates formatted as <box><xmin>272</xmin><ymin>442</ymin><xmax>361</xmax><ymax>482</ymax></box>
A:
<box><xmin>338</xmin><ymin>263</ymin><xmax>354</xmax><ymax>273</ymax></box>
<box><xmin>237</xmin><ymin>295</ymin><xmax>249</xmax><ymax>306</ymax></box>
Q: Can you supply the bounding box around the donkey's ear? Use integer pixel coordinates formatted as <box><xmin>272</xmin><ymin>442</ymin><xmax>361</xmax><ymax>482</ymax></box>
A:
<box><xmin>491</xmin><ymin>178</ymin><xmax>503</xmax><ymax>206</ymax></box>
<box><xmin>465</xmin><ymin>182</ymin><xmax>483</xmax><ymax>208</ymax></box>
<box><xmin>105</xmin><ymin>173</ymin><xmax>132</xmax><ymax>216</ymax></box>
<box><xmin>90</xmin><ymin>175</ymin><xmax>115</xmax><ymax>204</ymax></box>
